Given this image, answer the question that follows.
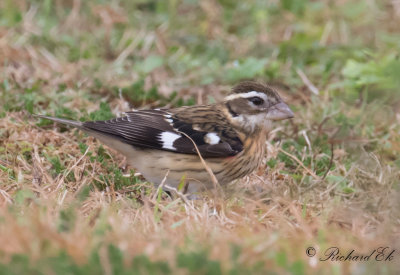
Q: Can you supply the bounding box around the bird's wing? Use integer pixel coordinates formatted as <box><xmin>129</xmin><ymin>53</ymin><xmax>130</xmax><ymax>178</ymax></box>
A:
<box><xmin>82</xmin><ymin>109</ymin><xmax>243</xmax><ymax>158</ymax></box>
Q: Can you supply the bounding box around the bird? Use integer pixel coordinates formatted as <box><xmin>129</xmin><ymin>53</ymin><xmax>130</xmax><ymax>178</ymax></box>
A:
<box><xmin>35</xmin><ymin>81</ymin><xmax>294</xmax><ymax>195</ymax></box>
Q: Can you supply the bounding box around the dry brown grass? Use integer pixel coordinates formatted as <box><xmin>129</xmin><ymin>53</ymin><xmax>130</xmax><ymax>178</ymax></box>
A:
<box><xmin>1</xmin><ymin>1</ymin><xmax>400</xmax><ymax>274</ymax></box>
<box><xmin>1</xmin><ymin>111</ymin><xmax>399</xmax><ymax>273</ymax></box>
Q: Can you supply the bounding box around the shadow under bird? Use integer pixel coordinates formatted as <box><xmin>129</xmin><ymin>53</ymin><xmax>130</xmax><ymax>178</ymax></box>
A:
<box><xmin>35</xmin><ymin>81</ymin><xmax>294</xmax><ymax>195</ymax></box>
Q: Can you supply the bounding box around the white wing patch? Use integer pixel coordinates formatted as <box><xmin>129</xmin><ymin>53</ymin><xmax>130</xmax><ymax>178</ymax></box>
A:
<box><xmin>204</xmin><ymin>133</ymin><xmax>220</xmax><ymax>145</ymax></box>
<box><xmin>164</xmin><ymin>114</ymin><xmax>174</xmax><ymax>125</ymax></box>
<box><xmin>160</xmin><ymin>132</ymin><xmax>181</xmax><ymax>150</ymax></box>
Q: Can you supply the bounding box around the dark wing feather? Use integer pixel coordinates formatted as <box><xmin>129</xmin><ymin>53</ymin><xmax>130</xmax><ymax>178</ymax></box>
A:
<box><xmin>82</xmin><ymin>109</ymin><xmax>243</xmax><ymax>158</ymax></box>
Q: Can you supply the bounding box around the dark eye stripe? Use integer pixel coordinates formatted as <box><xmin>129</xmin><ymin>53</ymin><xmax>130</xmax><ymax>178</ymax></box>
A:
<box><xmin>226</xmin><ymin>102</ymin><xmax>238</xmax><ymax>117</ymax></box>
<box><xmin>248</xmin><ymin>96</ymin><xmax>264</xmax><ymax>106</ymax></box>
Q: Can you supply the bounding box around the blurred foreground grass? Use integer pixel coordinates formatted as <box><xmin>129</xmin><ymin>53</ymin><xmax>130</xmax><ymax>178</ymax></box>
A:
<box><xmin>1</xmin><ymin>0</ymin><xmax>400</xmax><ymax>274</ymax></box>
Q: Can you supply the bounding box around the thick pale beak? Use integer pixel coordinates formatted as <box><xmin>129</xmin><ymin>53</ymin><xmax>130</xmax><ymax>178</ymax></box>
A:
<box><xmin>266</xmin><ymin>102</ymin><xmax>294</xmax><ymax>121</ymax></box>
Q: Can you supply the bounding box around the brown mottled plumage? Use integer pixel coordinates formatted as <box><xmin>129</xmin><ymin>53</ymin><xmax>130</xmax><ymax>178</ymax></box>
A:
<box><xmin>35</xmin><ymin>81</ymin><xmax>294</xmax><ymax>195</ymax></box>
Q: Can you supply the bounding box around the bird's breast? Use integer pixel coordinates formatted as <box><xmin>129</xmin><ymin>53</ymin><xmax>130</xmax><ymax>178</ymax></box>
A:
<box><xmin>218</xmin><ymin>130</ymin><xmax>267</xmax><ymax>182</ymax></box>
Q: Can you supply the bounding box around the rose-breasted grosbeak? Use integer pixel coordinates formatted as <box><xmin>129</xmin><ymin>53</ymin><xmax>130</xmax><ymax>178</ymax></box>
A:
<box><xmin>35</xmin><ymin>81</ymin><xmax>293</xmax><ymax>195</ymax></box>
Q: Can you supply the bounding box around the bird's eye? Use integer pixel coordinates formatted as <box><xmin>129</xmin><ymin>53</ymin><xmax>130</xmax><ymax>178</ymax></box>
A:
<box><xmin>248</xmin><ymin>97</ymin><xmax>264</xmax><ymax>106</ymax></box>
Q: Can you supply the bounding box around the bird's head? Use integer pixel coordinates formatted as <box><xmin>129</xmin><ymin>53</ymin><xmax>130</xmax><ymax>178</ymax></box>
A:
<box><xmin>224</xmin><ymin>81</ymin><xmax>294</xmax><ymax>133</ymax></box>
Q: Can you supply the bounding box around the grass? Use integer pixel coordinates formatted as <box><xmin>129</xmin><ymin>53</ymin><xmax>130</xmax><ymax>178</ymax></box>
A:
<box><xmin>1</xmin><ymin>0</ymin><xmax>400</xmax><ymax>274</ymax></box>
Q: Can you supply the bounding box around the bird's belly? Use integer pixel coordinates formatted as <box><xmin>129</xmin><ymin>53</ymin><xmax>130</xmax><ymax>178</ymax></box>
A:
<box><xmin>126</xmin><ymin>149</ymin><xmax>222</xmax><ymax>191</ymax></box>
<box><xmin>91</xmin><ymin>133</ymin><xmax>208</xmax><ymax>186</ymax></box>
<box><xmin>92</xmin><ymin>133</ymin><xmax>265</xmax><ymax>193</ymax></box>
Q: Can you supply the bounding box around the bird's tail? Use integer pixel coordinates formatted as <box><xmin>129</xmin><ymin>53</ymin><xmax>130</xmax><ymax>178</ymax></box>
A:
<box><xmin>33</xmin><ymin>114</ymin><xmax>84</xmax><ymax>128</ymax></box>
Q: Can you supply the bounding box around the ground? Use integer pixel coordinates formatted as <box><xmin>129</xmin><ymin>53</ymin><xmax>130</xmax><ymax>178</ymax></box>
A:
<box><xmin>0</xmin><ymin>1</ymin><xmax>400</xmax><ymax>274</ymax></box>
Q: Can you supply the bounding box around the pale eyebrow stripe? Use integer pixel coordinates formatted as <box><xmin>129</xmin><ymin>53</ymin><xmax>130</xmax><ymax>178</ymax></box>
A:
<box><xmin>225</xmin><ymin>91</ymin><xmax>268</xmax><ymax>101</ymax></box>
